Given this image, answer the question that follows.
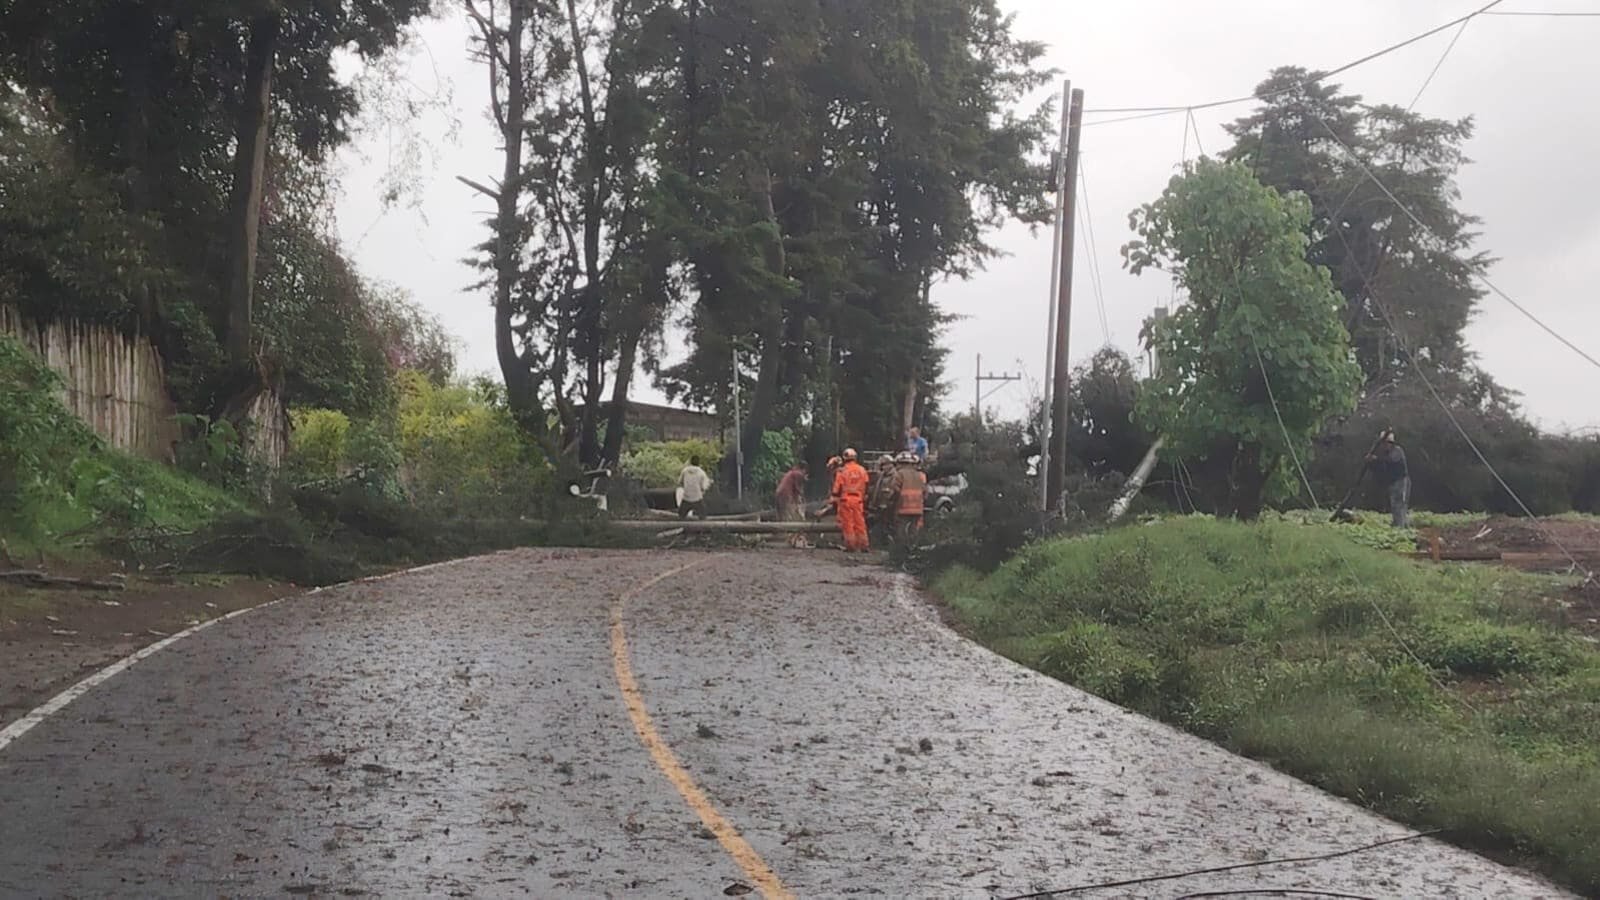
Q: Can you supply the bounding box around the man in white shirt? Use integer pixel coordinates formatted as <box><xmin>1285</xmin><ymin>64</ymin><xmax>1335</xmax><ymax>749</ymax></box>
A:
<box><xmin>677</xmin><ymin>456</ymin><xmax>712</xmax><ymax>519</ymax></box>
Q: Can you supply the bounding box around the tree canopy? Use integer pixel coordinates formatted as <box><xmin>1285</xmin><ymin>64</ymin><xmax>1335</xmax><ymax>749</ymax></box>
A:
<box><xmin>1126</xmin><ymin>159</ymin><xmax>1362</xmax><ymax>519</ymax></box>
<box><xmin>462</xmin><ymin>0</ymin><xmax>1053</xmax><ymax>478</ymax></box>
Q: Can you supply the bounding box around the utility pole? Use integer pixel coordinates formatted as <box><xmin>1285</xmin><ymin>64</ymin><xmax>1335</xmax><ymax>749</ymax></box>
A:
<box><xmin>1046</xmin><ymin>87</ymin><xmax>1084</xmax><ymax>512</ymax></box>
<box><xmin>974</xmin><ymin>354</ymin><xmax>1023</xmax><ymax>426</ymax></box>
<box><xmin>1038</xmin><ymin>80</ymin><xmax>1070</xmax><ymax>510</ymax></box>
<box><xmin>732</xmin><ymin>345</ymin><xmax>743</xmax><ymax>500</ymax></box>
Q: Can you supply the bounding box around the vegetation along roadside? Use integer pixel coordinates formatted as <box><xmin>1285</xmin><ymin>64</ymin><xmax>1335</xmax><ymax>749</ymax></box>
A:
<box><xmin>934</xmin><ymin>516</ymin><xmax>1600</xmax><ymax>895</ymax></box>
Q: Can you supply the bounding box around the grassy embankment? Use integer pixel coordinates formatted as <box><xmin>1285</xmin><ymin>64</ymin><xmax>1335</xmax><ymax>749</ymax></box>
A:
<box><xmin>936</xmin><ymin>517</ymin><xmax>1599</xmax><ymax>894</ymax></box>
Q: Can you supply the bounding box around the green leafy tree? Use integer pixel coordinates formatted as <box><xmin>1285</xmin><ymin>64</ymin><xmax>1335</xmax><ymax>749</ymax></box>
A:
<box><xmin>1125</xmin><ymin>160</ymin><xmax>1361</xmax><ymax>519</ymax></box>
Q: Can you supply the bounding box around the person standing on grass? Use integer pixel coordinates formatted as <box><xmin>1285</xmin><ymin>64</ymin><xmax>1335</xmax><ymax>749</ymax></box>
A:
<box><xmin>677</xmin><ymin>455</ymin><xmax>712</xmax><ymax>520</ymax></box>
<box><xmin>1366</xmin><ymin>429</ymin><xmax>1410</xmax><ymax>528</ymax></box>
<box><xmin>775</xmin><ymin>461</ymin><xmax>810</xmax><ymax>548</ymax></box>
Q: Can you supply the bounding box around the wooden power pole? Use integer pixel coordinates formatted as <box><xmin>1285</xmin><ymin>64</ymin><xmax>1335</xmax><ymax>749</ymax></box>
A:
<box><xmin>1045</xmin><ymin>87</ymin><xmax>1084</xmax><ymax>511</ymax></box>
<box><xmin>974</xmin><ymin>354</ymin><xmax>1022</xmax><ymax>426</ymax></box>
<box><xmin>1038</xmin><ymin>80</ymin><xmax>1069</xmax><ymax>510</ymax></box>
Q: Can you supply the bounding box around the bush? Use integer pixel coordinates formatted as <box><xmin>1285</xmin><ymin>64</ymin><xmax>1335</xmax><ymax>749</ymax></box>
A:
<box><xmin>288</xmin><ymin>408</ymin><xmax>351</xmax><ymax>480</ymax></box>
<box><xmin>749</xmin><ymin>429</ymin><xmax>796</xmax><ymax>495</ymax></box>
<box><xmin>393</xmin><ymin>371</ymin><xmax>551</xmax><ymax>515</ymax></box>
<box><xmin>0</xmin><ymin>334</ymin><xmax>95</xmax><ymax>524</ymax></box>
<box><xmin>620</xmin><ymin>438</ymin><xmax>721</xmax><ymax>489</ymax></box>
<box><xmin>174</xmin><ymin>413</ymin><xmax>252</xmax><ymax>492</ymax></box>
<box><xmin>894</xmin><ymin>418</ymin><xmax>1047</xmax><ymax>574</ymax></box>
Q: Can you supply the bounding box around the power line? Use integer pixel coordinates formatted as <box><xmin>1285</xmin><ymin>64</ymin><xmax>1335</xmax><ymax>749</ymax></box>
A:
<box><xmin>1483</xmin><ymin>9</ymin><xmax>1600</xmax><ymax>15</ymax></box>
<box><xmin>1249</xmin><ymin>333</ymin><xmax>1320</xmax><ymax>509</ymax></box>
<box><xmin>1328</xmin><ymin>225</ymin><xmax>1595</xmax><ymax>581</ymax></box>
<box><xmin>1083</xmin><ymin>0</ymin><xmax>1505</xmax><ymax>118</ymax></box>
<box><xmin>1408</xmin><ymin>18</ymin><xmax>1473</xmax><ymax>109</ymax></box>
<box><xmin>995</xmin><ymin>829</ymin><xmax>1444</xmax><ymax>899</ymax></box>
<box><xmin>1075</xmin><ymin>159</ymin><xmax>1113</xmax><ymax>344</ymax></box>
<box><xmin>1308</xmin><ymin>113</ymin><xmax>1600</xmax><ymax>374</ymax></box>
<box><xmin>1186</xmin><ymin>108</ymin><xmax>1208</xmax><ymax>157</ymax></box>
<box><xmin>1320</xmin><ymin>14</ymin><xmax>1475</xmax><ymax>229</ymax></box>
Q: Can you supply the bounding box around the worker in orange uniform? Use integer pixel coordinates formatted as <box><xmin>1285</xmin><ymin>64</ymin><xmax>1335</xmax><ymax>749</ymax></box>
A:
<box><xmin>829</xmin><ymin>448</ymin><xmax>871</xmax><ymax>552</ymax></box>
<box><xmin>892</xmin><ymin>451</ymin><xmax>927</xmax><ymax>542</ymax></box>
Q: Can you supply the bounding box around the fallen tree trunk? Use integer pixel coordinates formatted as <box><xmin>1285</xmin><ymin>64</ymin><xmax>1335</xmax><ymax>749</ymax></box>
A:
<box><xmin>611</xmin><ymin>520</ymin><xmax>839</xmax><ymax>534</ymax></box>
<box><xmin>0</xmin><ymin>569</ymin><xmax>127</xmax><ymax>591</ymax></box>
<box><xmin>639</xmin><ymin>508</ymin><xmax>774</xmax><ymax>522</ymax></box>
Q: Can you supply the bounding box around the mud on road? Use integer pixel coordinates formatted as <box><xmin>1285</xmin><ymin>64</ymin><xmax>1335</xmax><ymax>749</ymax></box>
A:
<box><xmin>0</xmin><ymin>549</ymin><xmax>1571</xmax><ymax>898</ymax></box>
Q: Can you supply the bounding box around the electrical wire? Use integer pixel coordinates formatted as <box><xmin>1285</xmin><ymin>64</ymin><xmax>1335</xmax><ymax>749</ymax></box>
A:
<box><xmin>1320</xmin><ymin>13</ymin><xmax>1475</xmax><ymax>236</ymax></box>
<box><xmin>1187</xmin><ymin>108</ymin><xmax>1208</xmax><ymax>157</ymax></box>
<box><xmin>1308</xmin><ymin>114</ymin><xmax>1600</xmax><ymax>374</ymax></box>
<box><xmin>1331</xmin><ymin>228</ymin><xmax>1596</xmax><ymax>581</ymax></box>
<box><xmin>1249</xmin><ymin>333</ymin><xmax>1320</xmax><ymax>510</ymax></box>
<box><xmin>1083</xmin><ymin>0</ymin><xmax>1505</xmax><ymax>115</ymax></box>
<box><xmin>1483</xmin><ymin>9</ymin><xmax>1600</xmax><ymax>15</ymax></box>
<box><xmin>1409</xmin><ymin>18</ymin><xmax>1473</xmax><ymax>109</ymax></box>
<box><xmin>1176</xmin><ymin>892</ymin><xmax>1378</xmax><ymax>900</ymax></box>
<box><xmin>1076</xmin><ymin>159</ymin><xmax>1113</xmax><ymax>345</ymax></box>
<box><xmin>995</xmin><ymin>829</ymin><xmax>1443</xmax><ymax>899</ymax></box>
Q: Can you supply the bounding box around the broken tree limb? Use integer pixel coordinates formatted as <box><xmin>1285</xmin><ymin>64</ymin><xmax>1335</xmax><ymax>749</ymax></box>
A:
<box><xmin>0</xmin><ymin>569</ymin><xmax>128</xmax><ymax>591</ymax></box>
<box><xmin>1108</xmin><ymin>437</ymin><xmax>1166</xmax><ymax>523</ymax></box>
<box><xmin>612</xmin><ymin>520</ymin><xmax>839</xmax><ymax>534</ymax></box>
<box><xmin>455</xmin><ymin>174</ymin><xmax>502</xmax><ymax>200</ymax></box>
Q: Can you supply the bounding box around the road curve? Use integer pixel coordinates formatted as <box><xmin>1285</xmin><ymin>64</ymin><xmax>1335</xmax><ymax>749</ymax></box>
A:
<box><xmin>0</xmin><ymin>549</ymin><xmax>1569</xmax><ymax>898</ymax></box>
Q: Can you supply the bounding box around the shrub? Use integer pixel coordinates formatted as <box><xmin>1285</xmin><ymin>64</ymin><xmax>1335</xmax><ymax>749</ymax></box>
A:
<box><xmin>288</xmin><ymin>408</ymin><xmax>351</xmax><ymax>480</ymax></box>
<box><xmin>0</xmin><ymin>334</ymin><xmax>97</xmax><ymax>524</ymax></box>
<box><xmin>347</xmin><ymin>420</ymin><xmax>405</xmax><ymax>500</ymax></box>
<box><xmin>173</xmin><ymin>413</ymin><xmax>252</xmax><ymax>492</ymax></box>
<box><xmin>750</xmin><ymin>429</ymin><xmax>796</xmax><ymax>495</ymax></box>
<box><xmin>620</xmin><ymin>438</ymin><xmax>721</xmax><ymax>489</ymax></box>
<box><xmin>394</xmin><ymin>370</ymin><xmax>550</xmax><ymax>514</ymax></box>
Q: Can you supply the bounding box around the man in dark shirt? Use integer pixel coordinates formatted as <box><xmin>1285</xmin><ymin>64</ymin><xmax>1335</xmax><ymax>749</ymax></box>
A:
<box><xmin>1365</xmin><ymin>430</ymin><xmax>1410</xmax><ymax>528</ymax></box>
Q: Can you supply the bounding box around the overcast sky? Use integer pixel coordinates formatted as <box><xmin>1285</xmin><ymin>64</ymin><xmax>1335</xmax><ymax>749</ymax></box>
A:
<box><xmin>332</xmin><ymin>0</ymin><xmax>1600</xmax><ymax>431</ymax></box>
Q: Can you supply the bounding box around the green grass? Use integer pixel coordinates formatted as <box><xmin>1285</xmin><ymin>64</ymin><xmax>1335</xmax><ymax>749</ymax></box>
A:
<box><xmin>935</xmin><ymin>518</ymin><xmax>1600</xmax><ymax>894</ymax></box>
<box><xmin>6</xmin><ymin>447</ymin><xmax>245</xmax><ymax>559</ymax></box>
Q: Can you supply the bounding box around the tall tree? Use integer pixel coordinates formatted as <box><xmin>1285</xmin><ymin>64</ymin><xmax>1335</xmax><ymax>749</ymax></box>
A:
<box><xmin>1224</xmin><ymin>67</ymin><xmax>1488</xmax><ymax>388</ymax></box>
<box><xmin>657</xmin><ymin>0</ymin><xmax>1051</xmax><ymax>484</ymax></box>
<box><xmin>0</xmin><ymin>0</ymin><xmax>434</xmax><ymax>396</ymax></box>
<box><xmin>1126</xmin><ymin>159</ymin><xmax>1362</xmax><ymax>519</ymax></box>
<box><xmin>463</xmin><ymin>0</ymin><xmax>678</xmax><ymax>462</ymax></box>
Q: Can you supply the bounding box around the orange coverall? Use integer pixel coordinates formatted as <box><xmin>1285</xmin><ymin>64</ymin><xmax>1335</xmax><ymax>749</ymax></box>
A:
<box><xmin>831</xmin><ymin>460</ymin><xmax>872</xmax><ymax>551</ymax></box>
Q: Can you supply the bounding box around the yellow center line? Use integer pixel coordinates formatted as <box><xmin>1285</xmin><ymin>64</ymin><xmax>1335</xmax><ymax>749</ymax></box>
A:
<box><xmin>609</xmin><ymin>555</ymin><xmax>794</xmax><ymax>900</ymax></box>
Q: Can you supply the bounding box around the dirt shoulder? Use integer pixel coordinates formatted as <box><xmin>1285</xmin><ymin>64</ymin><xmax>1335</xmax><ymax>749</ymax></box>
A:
<box><xmin>0</xmin><ymin>565</ymin><xmax>289</xmax><ymax>729</ymax></box>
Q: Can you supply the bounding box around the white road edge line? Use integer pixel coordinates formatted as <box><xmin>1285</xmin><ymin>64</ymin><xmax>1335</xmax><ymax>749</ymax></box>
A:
<box><xmin>0</xmin><ymin>554</ymin><xmax>480</xmax><ymax>754</ymax></box>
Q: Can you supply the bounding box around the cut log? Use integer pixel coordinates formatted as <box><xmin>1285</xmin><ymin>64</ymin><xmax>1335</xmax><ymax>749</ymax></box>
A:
<box><xmin>639</xmin><ymin>508</ymin><xmax>774</xmax><ymax>522</ymax></box>
<box><xmin>0</xmin><ymin>569</ymin><xmax>128</xmax><ymax>591</ymax></box>
<box><xmin>612</xmin><ymin>520</ymin><xmax>839</xmax><ymax>534</ymax></box>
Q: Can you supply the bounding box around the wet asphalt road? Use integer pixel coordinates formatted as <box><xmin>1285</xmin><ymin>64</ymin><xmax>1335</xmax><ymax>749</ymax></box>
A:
<box><xmin>0</xmin><ymin>549</ymin><xmax>1571</xmax><ymax>898</ymax></box>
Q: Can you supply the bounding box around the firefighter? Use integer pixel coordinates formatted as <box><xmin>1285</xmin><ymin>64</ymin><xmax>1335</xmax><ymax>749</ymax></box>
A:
<box><xmin>868</xmin><ymin>454</ymin><xmax>900</xmax><ymax>539</ymax></box>
<box><xmin>892</xmin><ymin>451</ymin><xmax>927</xmax><ymax>542</ymax></box>
<box><xmin>830</xmin><ymin>448</ymin><xmax>871</xmax><ymax>552</ymax></box>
